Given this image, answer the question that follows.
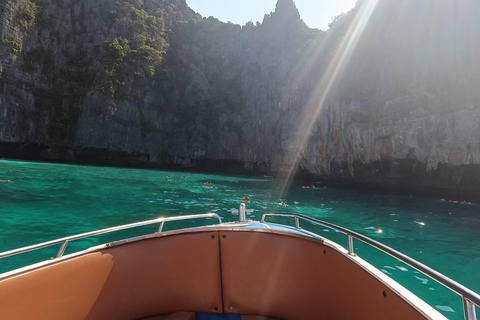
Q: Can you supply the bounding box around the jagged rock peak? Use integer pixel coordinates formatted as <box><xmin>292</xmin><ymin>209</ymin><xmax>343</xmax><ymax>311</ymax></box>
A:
<box><xmin>273</xmin><ymin>0</ymin><xmax>301</xmax><ymax>21</ymax></box>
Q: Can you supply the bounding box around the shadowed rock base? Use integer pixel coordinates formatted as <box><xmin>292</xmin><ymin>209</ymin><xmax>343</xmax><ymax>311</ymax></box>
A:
<box><xmin>1</xmin><ymin>142</ymin><xmax>479</xmax><ymax>201</ymax></box>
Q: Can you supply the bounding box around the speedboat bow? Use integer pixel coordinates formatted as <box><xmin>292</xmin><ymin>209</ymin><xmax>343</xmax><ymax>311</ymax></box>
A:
<box><xmin>0</xmin><ymin>204</ymin><xmax>478</xmax><ymax>320</ymax></box>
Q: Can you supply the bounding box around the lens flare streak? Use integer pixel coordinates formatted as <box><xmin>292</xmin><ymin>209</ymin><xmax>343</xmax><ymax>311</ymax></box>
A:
<box><xmin>280</xmin><ymin>0</ymin><xmax>379</xmax><ymax>197</ymax></box>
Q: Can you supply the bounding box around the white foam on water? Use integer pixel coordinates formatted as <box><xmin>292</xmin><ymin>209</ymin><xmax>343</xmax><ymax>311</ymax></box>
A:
<box><xmin>393</xmin><ymin>220</ymin><xmax>399</xmax><ymax>222</ymax></box>
<box><xmin>322</xmin><ymin>229</ymin><xmax>330</xmax><ymax>232</ymax></box>
<box><xmin>383</xmin><ymin>266</ymin><xmax>396</xmax><ymax>270</ymax></box>
<box><xmin>414</xmin><ymin>221</ymin><xmax>426</xmax><ymax>226</ymax></box>
<box><xmin>381</xmin><ymin>269</ymin><xmax>392</xmax><ymax>275</ymax></box>
<box><xmin>182</xmin><ymin>200</ymin><xmax>198</xmax><ymax>205</ymax></box>
<box><xmin>415</xmin><ymin>276</ymin><xmax>429</xmax><ymax>285</ymax></box>
<box><xmin>294</xmin><ymin>201</ymin><xmax>299</xmax><ymax>204</ymax></box>
<box><xmin>436</xmin><ymin>306</ymin><xmax>455</xmax><ymax>313</ymax></box>
<box><xmin>429</xmin><ymin>288</ymin><xmax>435</xmax><ymax>291</ymax></box>
<box><xmin>364</xmin><ymin>226</ymin><xmax>376</xmax><ymax>230</ymax></box>
<box><xmin>396</xmin><ymin>266</ymin><xmax>408</xmax><ymax>272</ymax></box>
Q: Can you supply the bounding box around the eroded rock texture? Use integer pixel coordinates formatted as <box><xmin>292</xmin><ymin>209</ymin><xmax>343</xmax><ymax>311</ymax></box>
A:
<box><xmin>1</xmin><ymin>0</ymin><xmax>480</xmax><ymax>197</ymax></box>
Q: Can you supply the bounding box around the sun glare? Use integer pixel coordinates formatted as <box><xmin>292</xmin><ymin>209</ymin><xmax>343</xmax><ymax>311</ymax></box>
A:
<box><xmin>279</xmin><ymin>0</ymin><xmax>379</xmax><ymax>198</ymax></box>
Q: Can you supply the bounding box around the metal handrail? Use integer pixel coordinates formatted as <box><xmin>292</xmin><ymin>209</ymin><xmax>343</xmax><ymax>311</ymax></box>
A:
<box><xmin>0</xmin><ymin>213</ymin><xmax>222</xmax><ymax>260</ymax></box>
<box><xmin>261</xmin><ymin>212</ymin><xmax>479</xmax><ymax>320</ymax></box>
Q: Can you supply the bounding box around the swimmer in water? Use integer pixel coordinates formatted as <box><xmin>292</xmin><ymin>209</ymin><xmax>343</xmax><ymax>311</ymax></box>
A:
<box><xmin>0</xmin><ymin>180</ymin><xmax>12</xmax><ymax>183</ymax></box>
<box><xmin>278</xmin><ymin>201</ymin><xmax>288</xmax><ymax>207</ymax></box>
<box><xmin>243</xmin><ymin>196</ymin><xmax>250</xmax><ymax>203</ymax></box>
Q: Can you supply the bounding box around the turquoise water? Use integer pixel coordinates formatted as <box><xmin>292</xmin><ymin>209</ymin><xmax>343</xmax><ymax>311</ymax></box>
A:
<box><xmin>0</xmin><ymin>159</ymin><xmax>479</xmax><ymax>318</ymax></box>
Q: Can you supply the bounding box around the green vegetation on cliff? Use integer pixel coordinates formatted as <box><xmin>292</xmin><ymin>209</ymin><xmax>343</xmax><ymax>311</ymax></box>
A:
<box><xmin>15</xmin><ymin>0</ymin><xmax>37</xmax><ymax>29</ymax></box>
<box><xmin>98</xmin><ymin>1</ymin><xmax>169</xmax><ymax>98</ymax></box>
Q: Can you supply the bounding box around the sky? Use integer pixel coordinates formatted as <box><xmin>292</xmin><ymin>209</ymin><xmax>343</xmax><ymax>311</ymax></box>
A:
<box><xmin>185</xmin><ymin>0</ymin><xmax>358</xmax><ymax>30</ymax></box>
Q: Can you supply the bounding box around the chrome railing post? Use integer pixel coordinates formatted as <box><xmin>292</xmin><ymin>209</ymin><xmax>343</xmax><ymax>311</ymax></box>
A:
<box><xmin>295</xmin><ymin>216</ymin><xmax>300</xmax><ymax>229</ymax></box>
<box><xmin>56</xmin><ymin>240</ymin><xmax>69</xmax><ymax>258</ymax></box>
<box><xmin>239</xmin><ymin>203</ymin><xmax>247</xmax><ymax>222</ymax></box>
<box><xmin>158</xmin><ymin>221</ymin><xmax>165</xmax><ymax>233</ymax></box>
<box><xmin>464</xmin><ymin>298</ymin><xmax>477</xmax><ymax>320</ymax></box>
<box><xmin>347</xmin><ymin>235</ymin><xmax>355</xmax><ymax>255</ymax></box>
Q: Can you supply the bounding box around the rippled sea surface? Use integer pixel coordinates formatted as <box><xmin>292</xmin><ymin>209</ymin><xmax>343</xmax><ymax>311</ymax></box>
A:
<box><xmin>0</xmin><ymin>159</ymin><xmax>479</xmax><ymax>318</ymax></box>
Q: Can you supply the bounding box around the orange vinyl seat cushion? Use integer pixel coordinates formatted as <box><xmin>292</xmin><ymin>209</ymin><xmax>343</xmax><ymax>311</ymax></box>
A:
<box><xmin>0</xmin><ymin>232</ymin><xmax>223</xmax><ymax>320</ymax></box>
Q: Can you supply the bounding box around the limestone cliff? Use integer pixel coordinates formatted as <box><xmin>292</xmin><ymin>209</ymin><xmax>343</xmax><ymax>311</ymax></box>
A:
<box><xmin>1</xmin><ymin>0</ymin><xmax>480</xmax><ymax>198</ymax></box>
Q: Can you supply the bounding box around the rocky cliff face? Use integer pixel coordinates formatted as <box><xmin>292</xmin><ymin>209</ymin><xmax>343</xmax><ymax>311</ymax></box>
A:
<box><xmin>1</xmin><ymin>0</ymin><xmax>480</xmax><ymax>198</ymax></box>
